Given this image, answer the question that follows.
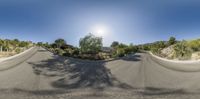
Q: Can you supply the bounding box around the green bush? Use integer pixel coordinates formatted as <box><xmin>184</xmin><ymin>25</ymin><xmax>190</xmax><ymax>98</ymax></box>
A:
<box><xmin>55</xmin><ymin>48</ymin><xmax>65</xmax><ymax>56</ymax></box>
<box><xmin>111</xmin><ymin>43</ymin><xmax>138</xmax><ymax>58</ymax></box>
<box><xmin>125</xmin><ymin>44</ymin><xmax>138</xmax><ymax>54</ymax></box>
<box><xmin>173</xmin><ymin>41</ymin><xmax>192</xmax><ymax>60</ymax></box>
<box><xmin>150</xmin><ymin>47</ymin><xmax>161</xmax><ymax>55</ymax></box>
<box><xmin>71</xmin><ymin>48</ymin><xmax>80</xmax><ymax>56</ymax></box>
<box><xmin>115</xmin><ymin>48</ymin><xmax>126</xmax><ymax>57</ymax></box>
<box><xmin>15</xmin><ymin>48</ymin><xmax>21</xmax><ymax>54</ymax></box>
<box><xmin>187</xmin><ymin>39</ymin><xmax>200</xmax><ymax>52</ymax></box>
<box><xmin>79</xmin><ymin>33</ymin><xmax>102</xmax><ymax>54</ymax></box>
<box><xmin>63</xmin><ymin>52</ymin><xmax>71</xmax><ymax>56</ymax></box>
<box><xmin>168</xmin><ymin>36</ymin><xmax>176</xmax><ymax>46</ymax></box>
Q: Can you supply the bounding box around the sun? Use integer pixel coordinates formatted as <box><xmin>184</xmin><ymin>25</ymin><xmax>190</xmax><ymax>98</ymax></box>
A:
<box><xmin>92</xmin><ymin>25</ymin><xmax>107</xmax><ymax>37</ymax></box>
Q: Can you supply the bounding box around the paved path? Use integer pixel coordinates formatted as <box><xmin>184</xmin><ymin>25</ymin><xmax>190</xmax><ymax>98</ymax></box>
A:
<box><xmin>1</xmin><ymin>47</ymin><xmax>200</xmax><ymax>99</ymax></box>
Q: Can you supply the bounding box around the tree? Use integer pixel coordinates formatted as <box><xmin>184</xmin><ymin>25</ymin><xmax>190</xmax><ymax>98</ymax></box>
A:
<box><xmin>54</xmin><ymin>38</ymin><xmax>66</xmax><ymax>48</ymax></box>
<box><xmin>44</xmin><ymin>42</ymin><xmax>50</xmax><ymax>48</ymax></box>
<box><xmin>79</xmin><ymin>33</ymin><xmax>102</xmax><ymax>54</ymax></box>
<box><xmin>37</xmin><ymin>42</ymin><xmax>43</xmax><ymax>46</ymax></box>
<box><xmin>111</xmin><ymin>41</ymin><xmax>119</xmax><ymax>48</ymax></box>
<box><xmin>19</xmin><ymin>41</ymin><xmax>29</xmax><ymax>47</ymax></box>
<box><xmin>168</xmin><ymin>36</ymin><xmax>176</xmax><ymax>45</ymax></box>
<box><xmin>127</xmin><ymin>43</ymin><xmax>138</xmax><ymax>53</ymax></box>
<box><xmin>12</xmin><ymin>39</ymin><xmax>20</xmax><ymax>48</ymax></box>
<box><xmin>51</xmin><ymin>43</ymin><xmax>57</xmax><ymax>48</ymax></box>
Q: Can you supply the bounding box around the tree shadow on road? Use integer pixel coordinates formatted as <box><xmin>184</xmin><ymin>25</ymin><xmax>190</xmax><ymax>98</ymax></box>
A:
<box><xmin>110</xmin><ymin>54</ymin><xmax>142</xmax><ymax>62</ymax></box>
<box><xmin>28</xmin><ymin>56</ymin><xmax>133</xmax><ymax>90</ymax></box>
<box><xmin>141</xmin><ymin>87</ymin><xmax>186</xmax><ymax>95</ymax></box>
<box><xmin>120</xmin><ymin>54</ymin><xmax>142</xmax><ymax>61</ymax></box>
<box><xmin>27</xmin><ymin>54</ymin><xmax>200</xmax><ymax>96</ymax></box>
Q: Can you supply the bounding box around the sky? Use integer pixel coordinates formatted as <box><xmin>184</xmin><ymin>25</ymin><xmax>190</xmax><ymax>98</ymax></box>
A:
<box><xmin>0</xmin><ymin>0</ymin><xmax>200</xmax><ymax>47</ymax></box>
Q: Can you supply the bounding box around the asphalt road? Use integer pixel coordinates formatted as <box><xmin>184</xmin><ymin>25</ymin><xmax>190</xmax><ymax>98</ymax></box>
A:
<box><xmin>1</xmin><ymin>47</ymin><xmax>200</xmax><ymax>99</ymax></box>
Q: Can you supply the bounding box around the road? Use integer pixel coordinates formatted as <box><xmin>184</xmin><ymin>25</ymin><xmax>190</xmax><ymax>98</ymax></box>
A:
<box><xmin>1</xmin><ymin>47</ymin><xmax>200</xmax><ymax>99</ymax></box>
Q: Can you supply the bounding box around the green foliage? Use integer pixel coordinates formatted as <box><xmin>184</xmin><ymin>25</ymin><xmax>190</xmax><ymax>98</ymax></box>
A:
<box><xmin>63</xmin><ymin>48</ymin><xmax>79</xmax><ymax>57</ymax></box>
<box><xmin>138</xmin><ymin>41</ymin><xmax>166</xmax><ymax>52</ymax></box>
<box><xmin>55</xmin><ymin>48</ymin><xmax>65</xmax><ymax>56</ymax></box>
<box><xmin>168</xmin><ymin>36</ymin><xmax>176</xmax><ymax>45</ymax></box>
<box><xmin>37</xmin><ymin>42</ymin><xmax>43</xmax><ymax>46</ymax></box>
<box><xmin>19</xmin><ymin>41</ymin><xmax>29</xmax><ymax>48</ymax></box>
<box><xmin>150</xmin><ymin>47</ymin><xmax>161</xmax><ymax>55</ymax></box>
<box><xmin>63</xmin><ymin>51</ymin><xmax>71</xmax><ymax>56</ymax></box>
<box><xmin>79</xmin><ymin>33</ymin><xmax>102</xmax><ymax>54</ymax></box>
<box><xmin>112</xmin><ymin>43</ymin><xmax>137</xmax><ymax>57</ymax></box>
<box><xmin>115</xmin><ymin>48</ymin><xmax>126</xmax><ymax>57</ymax></box>
<box><xmin>43</xmin><ymin>42</ymin><xmax>51</xmax><ymax>48</ymax></box>
<box><xmin>71</xmin><ymin>48</ymin><xmax>80</xmax><ymax>56</ymax></box>
<box><xmin>141</xmin><ymin>45</ymin><xmax>151</xmax><ymax>51</ymax></box>
<box><xmin>0</xmin><ymin>39</ymin><xmax>31</xmax><ymax>52</ymax></box>
<box><xmin>50</xmin><ymin>43</ymin><xmax>57</xmax><ymax>48</ymax></box>
<box><xmin>173</xmin><ymin>41</ymin><xmax>192</xmax><ymax>60</ymax></box>
<box><xmin>54</xmin><ymin>38</ymin><xmax>66</xmax><ymax>48</ymax></box>
<box><xmin>187</xmin><ymin>39</ymin><xmax>200</xmax><ymax>51</ymax></box>
<box><xmin>111</xmin><ymin>41</ymin><xmax>119</xmax><ymax>48</ymax></box>
<box><xmin>149</xmin><ymin>41</ymin><xmax>166</xmax><ymax>54</ymax></box>
<box><xmin>15</xmin><ymin>48</ymin><xmax>21</xmax><ymax>54</ymax></box>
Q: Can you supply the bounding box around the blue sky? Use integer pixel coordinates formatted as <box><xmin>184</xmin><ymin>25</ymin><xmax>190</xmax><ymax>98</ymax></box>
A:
<box><xmin>0</xmin><ymin>0</ymin><xmax>200</xmax><ymax>46</ymax></box>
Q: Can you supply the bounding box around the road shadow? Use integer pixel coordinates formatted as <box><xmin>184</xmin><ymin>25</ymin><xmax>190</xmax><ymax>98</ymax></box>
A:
<box><xmin>109</xmin><ymin>54</ymin><xmax>142</xmax><ymax>62</ymax></box>
<box><xmin>27</xmin><ymin>53</ymin><xmax>200</xmax><ymax>96</ymax></box>
<box><xmin>141</xmin><ymin>87</ymin><xmax>186</xmax><ymax>95</ymax></box>
<box><xmin>37</xmin><ymin>49</ymin><xmax>48</xmax><ymax>52</ymax></box>
<box><xmin>0</xmin><ymin>88</ymin><xmax>68</xmax><ymax>95</ymax></box>
<box><xmin>120</xmin><ymin>54</ymin><xmax>142</xmax><ymax>61</ymax></box>
<box><xmin>28</xmin><ymin>56</ymin><xmax>133</xmax><ymax>90</ymax></box>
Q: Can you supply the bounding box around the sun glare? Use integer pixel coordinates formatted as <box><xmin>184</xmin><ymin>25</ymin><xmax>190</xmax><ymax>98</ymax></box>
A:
<box><xmin>91</xmin><ymin>25</ymin><xmax>107</xmax><ymax>37</ymax></box>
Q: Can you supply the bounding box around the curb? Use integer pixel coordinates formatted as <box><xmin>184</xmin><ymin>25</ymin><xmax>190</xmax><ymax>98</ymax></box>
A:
<box><xmin>0</xmin><ymin>47</ymin><xmax>38</xmax><ymax>71</ymax></box>
<box><xmin>148</xmin><ymin>52</ymin><xmax>200</xmax><ymax>72</ymax></box>
<box><xmin>0</xmin><ymin>47</ymin><xmax>34</xmax><ymax>63</ymax></box>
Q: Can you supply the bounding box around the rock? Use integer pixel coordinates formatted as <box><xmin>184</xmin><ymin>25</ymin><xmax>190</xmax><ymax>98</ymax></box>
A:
<box><xmin>191</xmin><ymin>52</ymin><xmax>200</xmax><ymax>60</ymax></box>
<box><xmin>160</xmin><ymin>45</ymin><xmax>175</xmax><ymax>59</ymax></box>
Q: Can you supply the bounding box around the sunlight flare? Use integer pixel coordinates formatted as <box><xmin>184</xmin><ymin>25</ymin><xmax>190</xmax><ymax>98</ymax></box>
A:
<box><xmin>91</xmin><ymin>25</ymin><xmax>108</xmax><ymax>37</ymax></box>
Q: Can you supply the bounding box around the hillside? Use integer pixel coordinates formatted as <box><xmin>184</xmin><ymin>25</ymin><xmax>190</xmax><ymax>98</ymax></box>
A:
<box><xmin>160</xmin><ymin>39</ymin><xmax>200</xmax><ymax>60</ymax></box>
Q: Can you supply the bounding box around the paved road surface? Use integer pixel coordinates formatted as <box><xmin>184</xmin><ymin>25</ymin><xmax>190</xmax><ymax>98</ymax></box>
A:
<box><xmin>1</xmin><ymin>47</ymin><xmax>200</xmax><ymax>99</ymax></box>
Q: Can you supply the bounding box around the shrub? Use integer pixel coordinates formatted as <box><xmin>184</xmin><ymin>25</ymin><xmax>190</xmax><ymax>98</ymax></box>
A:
<box><xmin>63</xmin><ymin>51</ymin><xmax>71</xmax><ymax>56</ymax></box>
<box><xmin>115</xmin><ymin>48</ymin><xmax>126</xmax><ymax>57</ymax></box>
<box><xmin>187</xmin><ymin>39</ymin><xmax>200</xmax><ymax>52</ymax></box>
<box><xmin>173</xmin><ymin>41</ymin><xmax>192</xmax><ymax>60</ymax></box>
<box><xmin>150</xmin><ymin>47</ymin><xmax>161</xmax><ymax>55</ymax></box>
<box><xmin>79</xmin><ymin>33</ymin><xmax>102</xmax><ymax>54</ymax></box>
<box><xmin>168</xmin><ymin>36</ymin><xmax>176</xmax><ymax>46</ymax></box>
<box><xmin>54</xmin><ymin>38</ymin><xmax>66</xmax><ymax>48</ymax></box>
<box><xmin>111</xmin><ymin>43</ymin><xmax>138</xmax><ymax>58</ymax></box>
<box><xmin>71</xmin><ymin>48</ymin><xmax>80</xmax><ymax>56</ymax></box>
<box><xmin>55</xmin><ymin>48</ymin><xmax>65</xmax><ymax>56</ymax></box>
<box><xmin>15</xmin><ymin>48</ymin><xmax>21</xmax><ymax>54</ymax></box>
<box><xmin>110</xmin><ymin>41</ymin><xmax>119</xmax><ymax>48</ymax></box>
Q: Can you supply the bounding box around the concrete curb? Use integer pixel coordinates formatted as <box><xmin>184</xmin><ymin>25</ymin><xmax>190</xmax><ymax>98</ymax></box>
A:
<box><xmin>149</xmin><ymin>52</ymin><xmax>200</xmax><ymax>72</ymax></box>
<box><xmin>0</xmin><ymin>47</ymin><xmax>38</xmax><ymax>71</ymax></box>
<box><xmin>0</xmin><ymin>47</ymin><xmax>35</xmax><ymax>63</ymax></box>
